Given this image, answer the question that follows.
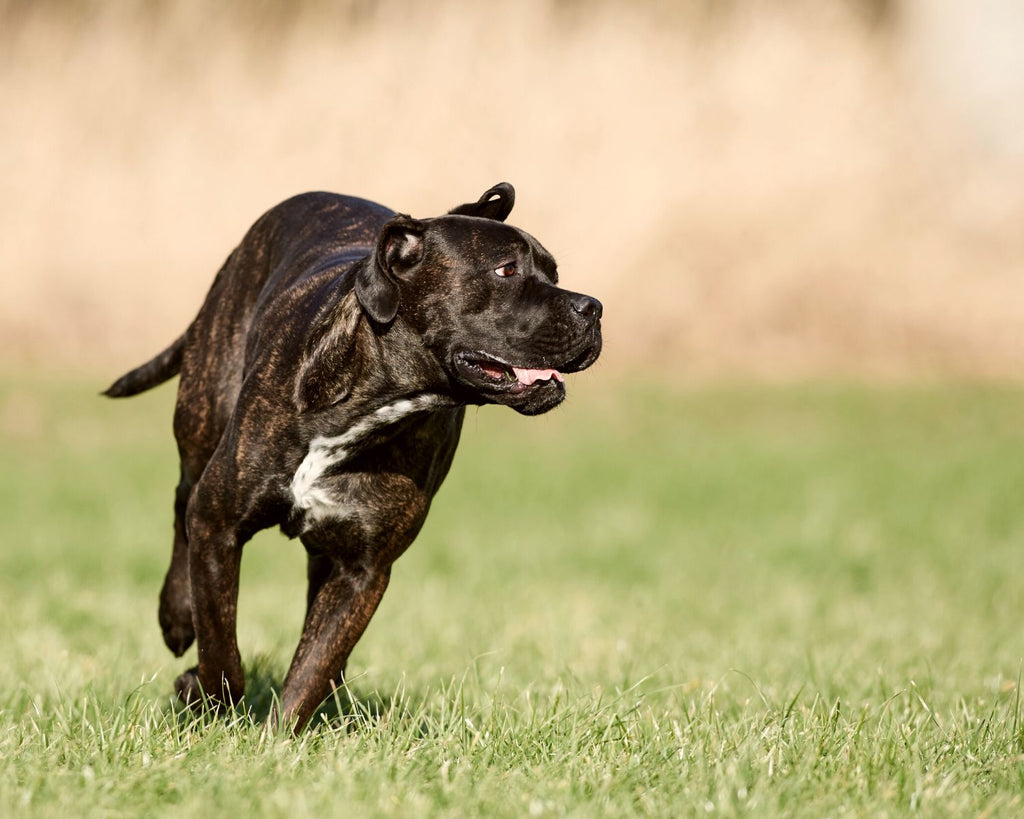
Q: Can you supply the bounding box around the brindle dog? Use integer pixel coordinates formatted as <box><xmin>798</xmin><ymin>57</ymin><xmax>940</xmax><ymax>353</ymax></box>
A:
<box><xmin>106</xmin><ymin>183</ymin><xmax>602</xmax><ymax>730</ymax></box>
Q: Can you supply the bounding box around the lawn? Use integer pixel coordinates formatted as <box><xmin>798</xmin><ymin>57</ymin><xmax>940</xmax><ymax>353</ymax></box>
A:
<box><xmin>1</xmin><ymin>375</ymin><xmax>1022</xmax><ymax>816</ymax></box>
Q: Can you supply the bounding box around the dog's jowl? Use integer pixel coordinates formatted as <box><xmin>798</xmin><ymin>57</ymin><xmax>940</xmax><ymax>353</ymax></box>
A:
<box><xmin>105</xmin><ymin>183</ymin><xmax>602</xmax><ymax>730</ymax></box>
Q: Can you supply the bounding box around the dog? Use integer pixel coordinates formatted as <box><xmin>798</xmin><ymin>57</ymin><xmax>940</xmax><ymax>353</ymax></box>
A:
<box><xmin>105</xmin><ymin>183</ymin><xmax>602</xmax><ymax>730</ymax></box>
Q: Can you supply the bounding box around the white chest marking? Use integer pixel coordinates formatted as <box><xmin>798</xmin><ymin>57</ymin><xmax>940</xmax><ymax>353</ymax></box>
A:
<box><xmin>290</xmin><ymin>394</ymin><xmax>442</xmax><ymax>526</ymax></box>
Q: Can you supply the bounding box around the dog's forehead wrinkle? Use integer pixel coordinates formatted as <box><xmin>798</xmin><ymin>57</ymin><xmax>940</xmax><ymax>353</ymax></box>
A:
<box><xmin>428</xmin><ymin>216</ymin><xmax>526</xmax><ymax>260</ymax></box>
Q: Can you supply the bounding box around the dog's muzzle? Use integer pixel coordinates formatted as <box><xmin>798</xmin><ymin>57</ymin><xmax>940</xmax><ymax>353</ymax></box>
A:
<box><xmin>451</xmin><ymin>292</ymin><xmax>602</xmax><ymax>416</ymax></box>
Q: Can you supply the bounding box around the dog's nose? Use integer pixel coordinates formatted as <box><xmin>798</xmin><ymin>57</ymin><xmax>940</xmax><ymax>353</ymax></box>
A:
<box><xmin>570</xmin><ymin>294</ymin><xmax>603</xmax><ymax>321</ymax></box>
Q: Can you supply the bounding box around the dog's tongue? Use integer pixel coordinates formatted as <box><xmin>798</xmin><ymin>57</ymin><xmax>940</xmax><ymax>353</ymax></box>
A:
<box><xmin>512</xmin><ymin>366</ymin><xmax>565</xmax><ymax>386</ymax></box>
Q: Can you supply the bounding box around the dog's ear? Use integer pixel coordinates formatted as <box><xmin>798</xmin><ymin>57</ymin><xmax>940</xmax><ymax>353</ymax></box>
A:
<box><xmin>448</xmin><ymin>182</ymin><xmax>515</xmax><ymax>222</ymax></box>
<box><xmin>355</xmin><ymin>215</ymin><xmax>425</xmax><ymax>324</ymax></box>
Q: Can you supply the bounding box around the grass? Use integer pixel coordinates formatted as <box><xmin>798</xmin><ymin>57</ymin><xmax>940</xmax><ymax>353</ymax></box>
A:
<box><xmin>1</xmin><ymin>375</ymin><xmax>1023</xmax><ymax>816</ymax></box>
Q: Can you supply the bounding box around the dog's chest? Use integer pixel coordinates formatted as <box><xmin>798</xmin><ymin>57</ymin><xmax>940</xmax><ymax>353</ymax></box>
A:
<box><xmin>289</xmin><ymin>394</ymin><xmax>442</xmax><ymax>530</ymax></box>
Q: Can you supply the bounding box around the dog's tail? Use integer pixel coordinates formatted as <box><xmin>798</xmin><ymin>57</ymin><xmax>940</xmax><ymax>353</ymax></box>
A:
<box><xmin>103</xmin><ymin>332</ymin><xmax>186</xmax><ymax>398</ymax></box>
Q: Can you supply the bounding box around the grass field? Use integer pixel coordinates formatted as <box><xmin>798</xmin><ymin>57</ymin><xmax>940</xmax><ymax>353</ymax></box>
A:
<box><xmin>1</xmin><ymin>376</ymin><xmax>1023</xmax><ymax>816</ymax></box>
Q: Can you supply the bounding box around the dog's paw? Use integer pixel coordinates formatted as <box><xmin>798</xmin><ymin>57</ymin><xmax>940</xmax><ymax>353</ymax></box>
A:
<box><xmin>159</xmin><ymin>587</ymin><xmax>195</xmax><ymax>657</ymax></box>
<box><xmin>174</xmin><ymin>666</ymin><xmax>244</xmax><ymax>713</ymax></box>
<box><xmin>174</xmin><ymin>667</ymin><xmax>204</xmax><ymax>708</ymax></box>
<box><xmin>160</xmin><ymin>617</ymin><xmax>196</xmax><ymax>658</ymax></box>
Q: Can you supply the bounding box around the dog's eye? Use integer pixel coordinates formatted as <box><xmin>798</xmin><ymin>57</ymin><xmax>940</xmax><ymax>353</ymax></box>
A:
<box><xmin>493</xmin><ymin>262</ymin><xmax>516</xmax><ymax>278</ymax></box>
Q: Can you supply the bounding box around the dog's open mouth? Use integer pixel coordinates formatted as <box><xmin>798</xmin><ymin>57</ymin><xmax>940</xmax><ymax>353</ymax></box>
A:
<box><xmin>455</xmin><ymin>352</ymin><xmax>566</xmax><ymax>394</ymax></box>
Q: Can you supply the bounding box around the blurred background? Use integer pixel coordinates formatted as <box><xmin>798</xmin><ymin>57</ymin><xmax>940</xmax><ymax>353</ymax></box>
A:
<box><xmin>2</xmin><ymin>0</ymin><xmax>1022</xmax><ymax>380</ymax></box>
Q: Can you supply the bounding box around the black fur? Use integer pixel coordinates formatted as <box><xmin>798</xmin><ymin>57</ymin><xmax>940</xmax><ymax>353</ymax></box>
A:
<box><xmin>106</xmin><ymin>183</ymin><xmax>602</xmax><ymax>731</ymax></box>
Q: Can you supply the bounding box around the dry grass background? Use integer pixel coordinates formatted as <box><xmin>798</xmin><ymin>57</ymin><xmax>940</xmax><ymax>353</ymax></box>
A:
<box><xmin>2</xmin><ymin>0</ymin><xmax>1022</xmax><ymax>380</ymax></box>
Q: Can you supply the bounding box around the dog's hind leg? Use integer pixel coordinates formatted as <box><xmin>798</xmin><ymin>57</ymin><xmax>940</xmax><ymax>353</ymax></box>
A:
<box><xmin>171</xmin><ymin>444</ymin><xmax>255</xmax><ymax>711</ymax></box>
<box><xmin>162</xmin><ymin>341</ymin><xmax>243</xmax><ymax>663</ymax></box>
<box><xmin>173</xmin><ymin>500</ymin><xmax>247</xmax><ymax>709</ymax></box>
<box><xmin>158</xmin><ymin>476</ymin><xmax>195</xmax><ymax>656</ymax></box>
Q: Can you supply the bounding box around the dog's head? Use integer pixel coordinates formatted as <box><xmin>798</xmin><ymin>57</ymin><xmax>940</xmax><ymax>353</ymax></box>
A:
<box><xmin>355</xmin><ymin>183</ymin><xmax>602</xmax><ymax>415</ymax></box>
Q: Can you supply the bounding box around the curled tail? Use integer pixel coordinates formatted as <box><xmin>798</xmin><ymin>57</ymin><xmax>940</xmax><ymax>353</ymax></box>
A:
<box><xmin>103</xmin><ymin>333</ymin><xmax>186</xmax><ymax>398</ymax></box>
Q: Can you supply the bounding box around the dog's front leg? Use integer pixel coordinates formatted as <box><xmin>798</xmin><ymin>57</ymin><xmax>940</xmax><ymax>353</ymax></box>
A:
<box><xmin>174</xmin><ymin>492</ymin><xmax>247</xmax><ymax>711</ymax></box>
<box><xmin>275</xmin><ymin>561</ymin><xmax>391</xmax><ymax>732</ymax></box>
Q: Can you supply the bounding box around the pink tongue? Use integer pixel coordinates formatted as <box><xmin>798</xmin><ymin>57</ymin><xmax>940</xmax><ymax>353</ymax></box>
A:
<box><xmin>512</xmin><ymin>366</ymin><xmax>565</xmax><ymax>386</ymax></box>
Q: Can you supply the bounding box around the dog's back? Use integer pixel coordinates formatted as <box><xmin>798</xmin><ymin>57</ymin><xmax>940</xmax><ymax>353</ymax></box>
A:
<box><xmin>105</xmin><ymin>193</ymin><xmax>392</xmax><ymax>399</ymax></box>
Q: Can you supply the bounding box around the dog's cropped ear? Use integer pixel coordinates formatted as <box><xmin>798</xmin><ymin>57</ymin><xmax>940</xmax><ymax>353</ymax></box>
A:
<box><xmin>355</xmin><ymin>215</ymin><xmax>425</xmax><ymax>324</ymax></box>
<box><xmin>448</xmin><ymin>182</ymin><xmax>515</xmax><ymax>222</ymax></box>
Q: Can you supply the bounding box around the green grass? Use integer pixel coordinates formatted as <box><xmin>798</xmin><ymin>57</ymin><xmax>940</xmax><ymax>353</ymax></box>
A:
<box><xmin>1</xmin><ymin>375</ymin><xmax>1023</xmax><ymax>816</ymax></box>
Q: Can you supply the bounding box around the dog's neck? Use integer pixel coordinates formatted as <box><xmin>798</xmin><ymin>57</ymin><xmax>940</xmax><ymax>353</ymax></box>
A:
<box><xmin>295</xmin><ymin>288</ymin><xmax>455</xmax><ymax>415</ymax></box>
